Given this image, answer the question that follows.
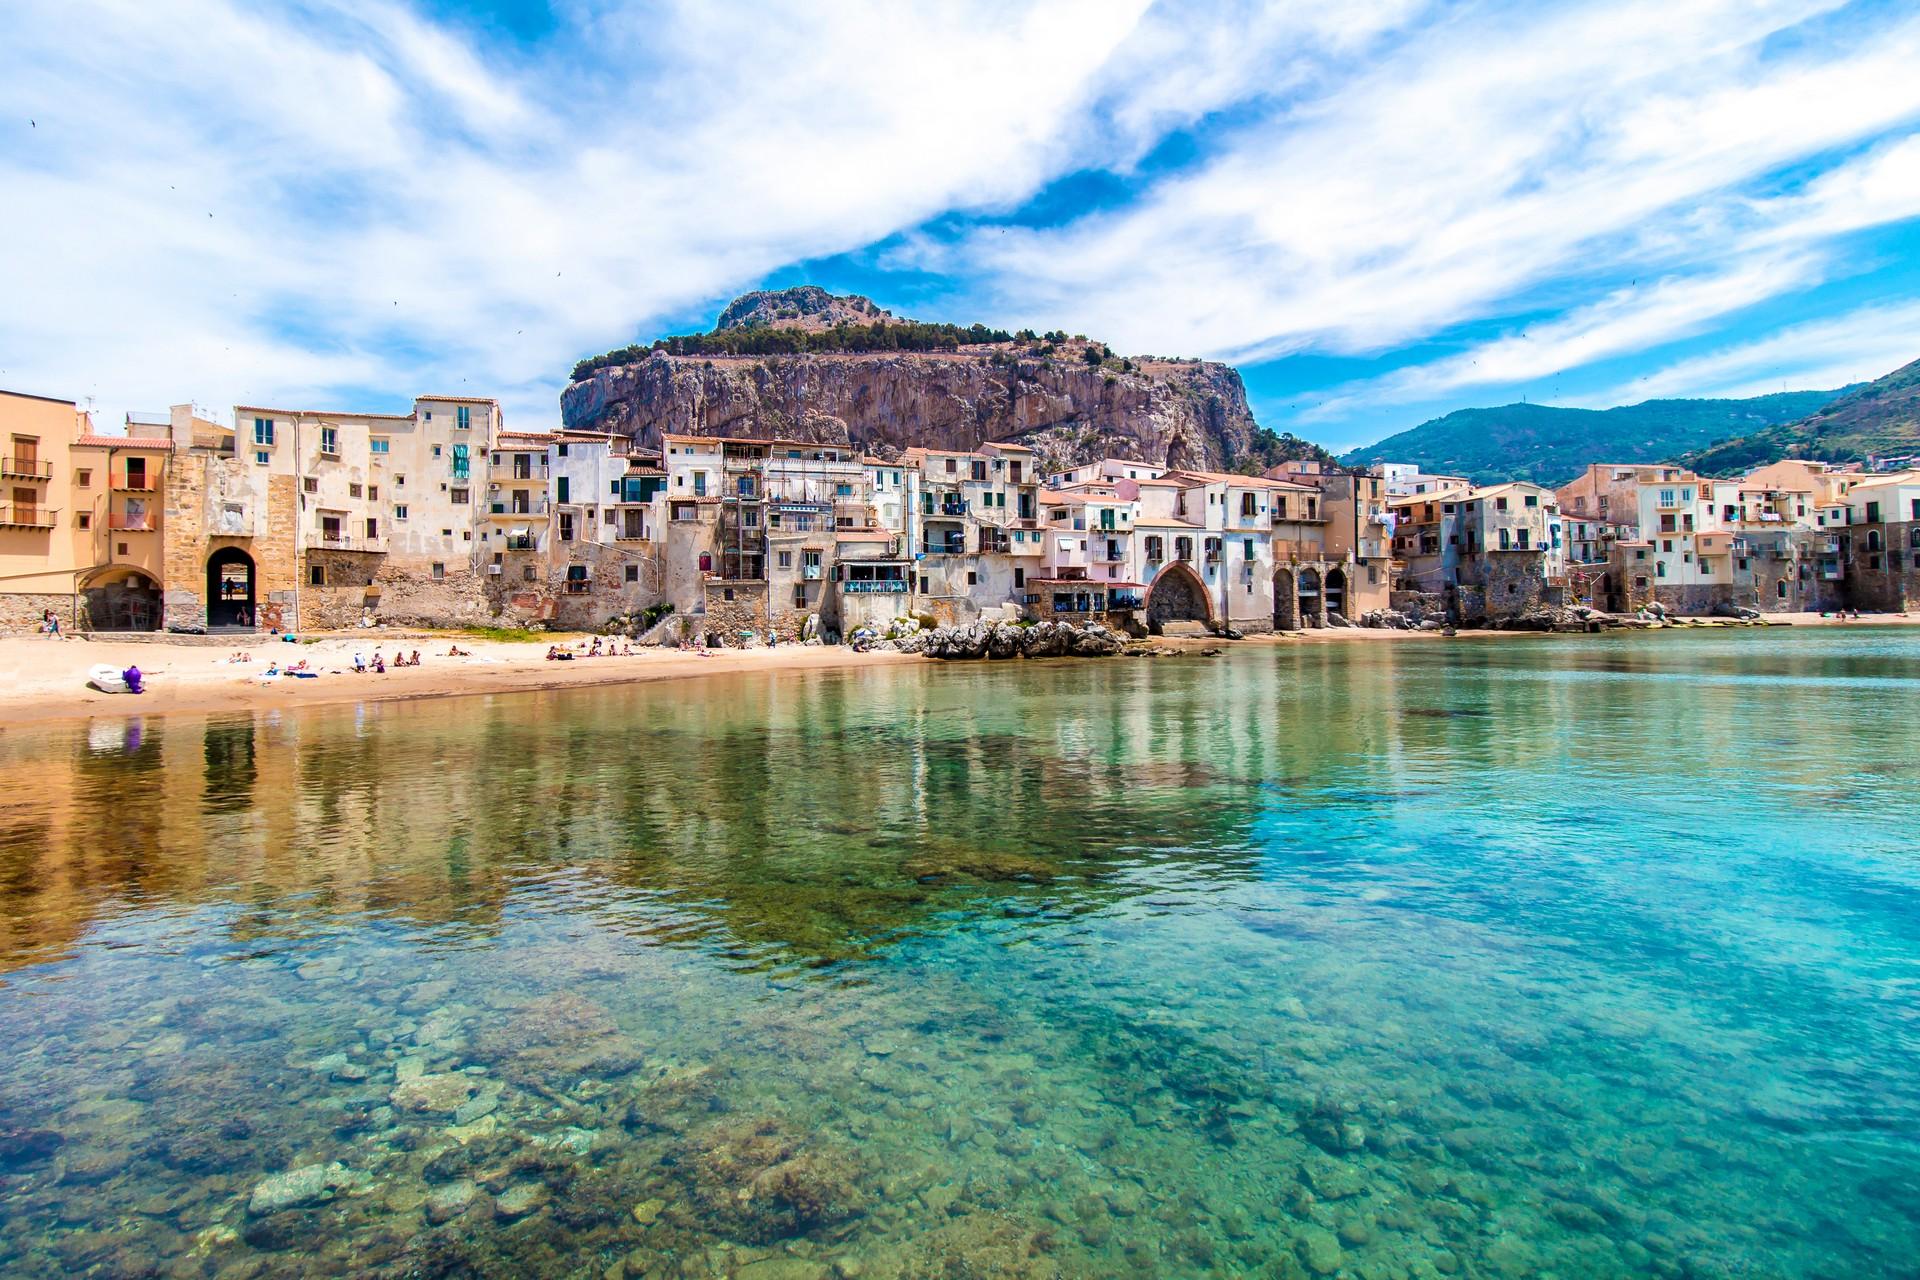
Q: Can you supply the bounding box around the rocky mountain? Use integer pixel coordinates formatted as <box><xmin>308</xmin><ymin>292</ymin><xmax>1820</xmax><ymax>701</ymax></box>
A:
<box><xmin>1340</xmin><ymin>389</ymin><xmax>1849</xmax><ymax>487</ymax></box>
<box><xmin>561</xmin><ymin>289</ymin><xmax>1333</xmax><ymax>473</ymax></box>
<box><xmin>1677</xmin><ymin>356</ymin><xmax>1920</xmax><ymax>475</ymax></box>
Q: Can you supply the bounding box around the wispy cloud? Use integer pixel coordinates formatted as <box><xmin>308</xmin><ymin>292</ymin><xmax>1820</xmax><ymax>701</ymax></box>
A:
<box><xmin>1</xmin><ymin>0</ymin><xmax>1917</xmax><ymax>445</ymax></box>
<box><xmin>1581</xmin><ymin>300</ymin><xmax>1920</xmax><ymax>405</ymax></box>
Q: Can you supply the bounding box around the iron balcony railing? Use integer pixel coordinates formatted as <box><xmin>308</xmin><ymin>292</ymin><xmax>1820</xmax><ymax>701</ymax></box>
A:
<box><xmin>0</xmin><ymin>504</ymin><xmax>56</xmax><ymax>528</ymax></box>
<box><xmin>843</xmin><ymin>579</ymin><xmax>908</xmax><ymax>593</ymax></box>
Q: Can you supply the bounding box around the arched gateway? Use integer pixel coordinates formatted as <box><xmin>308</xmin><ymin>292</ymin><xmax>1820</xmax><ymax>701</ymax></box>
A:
<box><xmin>1144</xmin><ymin>561</ymin><xmax>1214</xmax><ymax>634</ymax></box>
<box><xmin>207</xmin><ymin>547</ymin><xmax>257</xmax><ymax>629</ymax></box>
<box><xmin>1273</xmin><ymin>567</ymin><xmax>1297</xmax><ymax>630</ymax></box>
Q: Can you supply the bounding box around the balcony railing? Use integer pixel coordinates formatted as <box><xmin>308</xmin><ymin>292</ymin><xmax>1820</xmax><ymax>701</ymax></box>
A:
<box><xmin>0</xmin><ymin>457</ymin><xmax>52</xmax><ymax>480</ymax></box>
<box><xmin>0</xmin><ymin>504</ymin><xmax>56</xmax><ymax>528</ymax></box>
<box><xmin>503</xmin><ymin>535</ymin><xmax>540</xmax><ymax>552</ymax></box>
<box><xmin>490</xmin><ymin>458</ymin><xmax>550</xmax><ymax>479</ymax></box>
<box><xmin>923</xmin><ymin>539</ymin><xmax>966</xmax><ymax>556</ymax></box>
<box><xmin>490</xmin><ymin>500</ymin><xmax>550</xmax><ymax>517</ymax></box>
<box><xmin>312</xmin><ymin>532</ymin><xmax>385</xmax><ymax>552</ymax></box>
<box><xmin>843</xmin><ymin>579</ymin><xmax>908</xmax><ymax>593</ymax></box>
<box><xmin>564</xmin><ymin>579</ymin><xmax>591</xmax><ymax>595</ymax></box>
<box><xmin>107</xmin><ymin>513</ymin><xmax>156</xmax><ymax>531</ymax></box>
<box><xmin>112</xmin><ymin>472</ymin><xmax>158</xmax><ymax>491</ymax></box>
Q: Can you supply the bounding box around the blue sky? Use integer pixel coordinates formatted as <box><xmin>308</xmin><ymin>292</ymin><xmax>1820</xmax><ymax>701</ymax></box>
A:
<box><xmin>4</xmin><ymin>0</ymin><xmax>1920</xmax><ymax>452</ymax></box>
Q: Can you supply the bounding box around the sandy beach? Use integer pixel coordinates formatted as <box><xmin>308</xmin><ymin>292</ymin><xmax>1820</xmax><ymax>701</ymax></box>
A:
<box><xmin>0</xmin><ymin>632</ymin><xmax>922</xmax><ymax>726</ymax></box>
<box><xmin>2</xmin><ymin>611</ymin><xmax>1912</xmax><ymax>726</ymax></box>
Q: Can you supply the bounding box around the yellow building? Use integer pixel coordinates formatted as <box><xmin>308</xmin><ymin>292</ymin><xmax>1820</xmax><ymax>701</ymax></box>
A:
<box><xmin>1</xmin><ymin>389</ymin><xmax>173</xmax><ymax>632</ymax></box>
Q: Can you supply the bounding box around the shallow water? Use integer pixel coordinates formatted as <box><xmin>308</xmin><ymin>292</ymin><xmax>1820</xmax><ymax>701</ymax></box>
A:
<box><xmin>3</xmin><ymin>630</ymin><xmax>1919</xmax><ymax>1279</ymax></box>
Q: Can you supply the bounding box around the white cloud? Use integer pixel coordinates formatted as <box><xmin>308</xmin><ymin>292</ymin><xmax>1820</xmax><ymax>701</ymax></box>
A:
<box><xmin>2</xmin><ymin>0</ymin><xmax>1918</xmax><ymax>443</ymax></box>
<box><xmin>1582</xmin><ymin>301</ymin><xmax>1920</xmax><ymax>404</ymax></box>
<box><xmin>923</xmin><ymin>0</ymin><xmax>1920</xmax><ymax>373</ymax></box>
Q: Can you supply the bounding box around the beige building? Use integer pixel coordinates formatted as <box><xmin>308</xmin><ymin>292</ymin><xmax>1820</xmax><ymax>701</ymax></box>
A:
<box><xmin>1</xmin><ymin>389</ymin><xmax>178</xmax><ymax>633</ymax></box>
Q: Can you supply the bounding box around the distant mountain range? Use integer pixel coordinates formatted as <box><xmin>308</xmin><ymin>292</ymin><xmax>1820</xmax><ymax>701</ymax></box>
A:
<box><xmin>1340</xmin><ymin>390</ymin><xmax>1852</xmax><ymax>487</ymax></box>
<box><xmin>1677</xmin><ymin>356</ymin><xmax>1920</xmax><ymax>475</ymax></box>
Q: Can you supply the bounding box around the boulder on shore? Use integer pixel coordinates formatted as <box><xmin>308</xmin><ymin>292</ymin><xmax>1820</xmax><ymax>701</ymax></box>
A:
<box><xmin>913</xmin><ymin>620</ymin><xmax>1124</xmax><ymax>660</ymax></box>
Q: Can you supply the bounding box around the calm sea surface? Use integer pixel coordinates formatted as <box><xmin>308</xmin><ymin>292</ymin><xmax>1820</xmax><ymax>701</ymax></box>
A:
<box><xmin>3</xmin><ymin>631</ymin><xmax>1919</xmax><ymax>1279</ymax></box>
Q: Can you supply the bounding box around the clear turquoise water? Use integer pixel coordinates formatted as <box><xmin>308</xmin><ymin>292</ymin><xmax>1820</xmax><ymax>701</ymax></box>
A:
<box><xmin>2</xmin><ymin>630</ymin><xmax>1919</xmax><ymax>1279</ymax></box>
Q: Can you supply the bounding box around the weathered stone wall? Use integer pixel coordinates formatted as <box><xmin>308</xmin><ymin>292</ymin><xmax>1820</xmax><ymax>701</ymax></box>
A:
<box><xmin>1845</xmin><ymin>522</ymin><xmax>1920</xmax><ymax>611</ymax></box>
<box><xmin>1465</xmin><ymin>553</ymin><xmax>1561</xmax><ymax>619</ymax></box>
<box><xmin>0</xmin><ymin>591</ymin><xmax>77</xmax><ymax>635</ymax></box>
<box><xmin>701</xmin><ymin>581</ymin><xmax>770</xmax><ymax>644</ymax></box>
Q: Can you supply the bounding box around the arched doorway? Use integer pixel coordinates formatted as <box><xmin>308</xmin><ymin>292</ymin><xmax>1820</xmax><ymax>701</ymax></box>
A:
<box><xmin>1144</xmin><ymin>561</ymin><xmax>1214</xmax><ymax>634</ymax></box>
<box><xmin>1297</xmin><ymin>567</ymin><xmax>1324</xmax><ymax>627</ymax></box>
<box><xmin>207</xmin><ymin>547</ymin><xmax>257</xmax><ymax>629</ymax></box>
<box><xmin>1325</xmin><ymin>567</ymin><xmax>1347</xmax><ymax>619</ymax></box>
<box><xmin>1596</xmin><ymin>572</ymin><xmax>1620</xmax><ymax>612</ymax></box>
<box><xmin>81</xmin><ymin>567</ymin><xmax>162</xmax><ymax>632</ymax></box>
<box><xmin>1273</xmin><ymin>567</ymin><xmax>1297</xmax><ymax>630</ymax></box>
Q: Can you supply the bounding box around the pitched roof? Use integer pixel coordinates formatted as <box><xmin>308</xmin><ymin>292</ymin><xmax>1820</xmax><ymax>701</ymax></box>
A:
<box><xmin>1163</xmin><ymin>468</ymin><xmax>1314</xmax><ymax>491</ymax></box>
<box><xmin>1132</xmin><ymin>515</ymin><xmax>1202</xmax><ymax>528</ymax></box>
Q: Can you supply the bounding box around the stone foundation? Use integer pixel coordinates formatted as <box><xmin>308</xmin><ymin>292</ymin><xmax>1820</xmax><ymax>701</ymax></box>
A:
<box><xmin>701</xmin><ymin>580</ymin><xmax>770</xmax><ymax>644</ymax></box>
<box><xmin>0</xmin><ymin>591</ymin><xmax>78</xmax><ymax>635</ymax></box>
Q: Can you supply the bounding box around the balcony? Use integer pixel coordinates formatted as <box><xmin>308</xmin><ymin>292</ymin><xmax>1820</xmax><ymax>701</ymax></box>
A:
<box><xmin>107</xmin><ymin>513</ymin><xmax>157</xmax><ymax>531</ymax></box>
<box><xmin>489</xmin><ymin>499</ymin><xmax>550</xmax><ymax>518</ymax></box>
<box><xmin>311</xmin><ymin>532</ymin><xmax>385</xmax><ymax>552</ymax></box>
<box><xmin>0</xmin><ymin>457</ymin><xmax>51</xmax><ymax>480</ymax></box>
<box><xmin>802</xmin><ymin>564</ymin><xmax>824</xmax><ymax>580</ymax></box>
<box><xmin>503</xmin><ymin>534</ymin><xmax>541</xmax><ymax>552</ymax></box>
<box><xmin>112</xmin><ymin>472</ymin><xmax>158</xmax><ymax>492</ymax></box>
<box><xmin>490</xmin><ymin>458</ymin><xmax>549</xmax><ymax>479</ymax></box>
<box><xmin>564</xmin><ymin>579</ymin><xmax>592</xmax><ymax>595</ymax></box>
<box><xmin>843</xmin><ymin>578</ymin><xmax>908</xmax><ymax>593</ymax></box>
<box><xmin>923</xmin><ymin>538</ymin><xmax>967</xmax><ymax>556</ymax></box>
<box><xmin>615</xmin><ymin>526</ymin><xmax>650</xmax><ymax>543</ymax></box>
<box><xmin>0</xmin><ymin>504</ymin><xmax>56</xmax><ymax>529</ymax></box>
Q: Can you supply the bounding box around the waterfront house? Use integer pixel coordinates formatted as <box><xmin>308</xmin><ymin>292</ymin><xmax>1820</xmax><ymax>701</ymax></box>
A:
<box><xmin>1</xmin><ymin>389</ymin><xmax>175</xmax><ymax>633</ymax></box>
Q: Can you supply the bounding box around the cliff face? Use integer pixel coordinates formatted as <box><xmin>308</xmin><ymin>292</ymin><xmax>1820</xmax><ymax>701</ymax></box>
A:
<box><xmin>560</xmin><ymin>347</ymin><xmax>1261</xmax><ymax>472</ymax></box>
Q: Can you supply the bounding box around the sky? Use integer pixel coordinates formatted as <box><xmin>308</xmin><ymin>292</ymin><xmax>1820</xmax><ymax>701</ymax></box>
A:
<box><xmin>3</xmin><ymin>0</ymin><xmax>1920</xmax><ymax>453</ymax></box>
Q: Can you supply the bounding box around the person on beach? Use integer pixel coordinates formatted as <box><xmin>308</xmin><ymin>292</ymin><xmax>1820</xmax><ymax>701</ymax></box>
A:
<box><xmin>353</xmin><ymin>652</ymin><xmax>366</xmax><ymax>673</ymax></box>
<box><xmin>409</xmin><ymin>650</ymin><xmax>422</xmax><ymax>667</ymax></box>
<box><xmin>42</xmin><ymin>610</ymin><xmax>60</xmax><ymax>638</ymax></box>
<box><xmin>446</xmin><ymin>645</ymin><xmax>470</xmax><ymax>657</ymax></box>
<box><xmin>122</xmin><ymin>665</ymin><xmax>143</xmax><ymax>694</ymax></box>
<box><xmin>372</xmin><ymin>651</ymin><xmax>385</xmax><ymax>673</ymax></box>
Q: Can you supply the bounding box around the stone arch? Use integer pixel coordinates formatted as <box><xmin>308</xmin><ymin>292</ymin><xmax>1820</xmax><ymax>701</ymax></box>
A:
<box><xmin>1297</xmin><ymin>567</ymin><xmax>1325</xmax><ymax>627</ymax></box>
<box><xmin>1325</xmin><ymin>566</ymin><xmax>1348</xmax><ymax>619</ymax></box>
<box><xmin>80</xmin><ymin>565</ymin><xmax>162</xmax><ymax>632</ymax></box>
<box><xmin>1273</xmin><ymin>567</ymin><xmax>1297</xmax><ymax>630</ymax></box>
<box><xmin>207</xmin><ymin>546</ymin><xmax>257</xmax><ymax>629</ymax></box>
<box><xmin>1144</xmin><ymin>561</ymin><xmax>1215</xmax><ymax>633</ymax></box>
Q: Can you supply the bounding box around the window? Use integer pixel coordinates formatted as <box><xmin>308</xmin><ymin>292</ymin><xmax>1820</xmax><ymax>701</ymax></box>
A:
<box><xmin>1499</xmin><ymin>527</ymin><xmax>1511</xmax><ymax>550</ymax></box>
<box><xmin>523</xmin><ymin>565</ymin><xmax>536</xmax><ymax>581</ymax></box>
<box><xmin>456</xmin><ymin>405</ymin><xmax>471</xmax><ymax>430</ymax></box>
<box><xmin>77</xmin><ymin>512</ymin><xmax>91</xmax><ymax>529</ymax></box>
<box><xmin>559</xmin><ymin>513</ymin><xmax>574</xmax><ymax>541</ymax></box>
<box><xmin>919</xmin><ymin>574</ymin><xmax>929</xmax><ymax>593</ymax></box>
<box><xmin>253</xmin><ymin>417</ymin><xmax>274</xmax><ymax>445</ymax></box>
<box><xmin>365</xmin><ymin>517</ymin><xmax>378</xmax><ymax>539</ymax></box>
<box><xmin>967</xmin><ymin>571</ymin><xmax>978</xmax><ymax>586</ymax></box>
<box><xmin>1240</xmin><ymin>493</ymin><xmax>1257</xmax><ymax>516</ymax></box>
<box><xmin>450</xmin><ymin>487</ymin><xmax>469</xmax><ymax>504</ymax></box>
<box><xmin>1243</xmin><ymin>538</ymin><xmax>1254</xmax><ymax>558</ymax></box>
<box><xmin>77</xmin><ymin>469</ymin><xmax>91</xmax><ymax>488</ymax></box>
<box><xmin>303</xmin><ymin>477</ymin><xmax>318</xmax><ymax>494</ymax></box>
<box><xmin>431</xmin><ymin>562</ymin><xmax>446</xmax><ymax>579</ymax></box>
<box><xmin>1496</xmin><ymin>496</ymin><xmax>1509</xmax><ymax>511</ymax></box>
<box><xmin>556</xmin><ymin>477</ymin><xmax>570</xmax><ymax>503</ymax></box>
<box><xmin>255</xmin><ymin>451</ymin><xmax>270</xmax><ymax>465</ymax></box>
<box><xmin>625</xmin><ymin>564</ymin><xmax>639</xmax><ymax>583</ymax></box>
<box><xmin>1656</xmin><ymin>562</ymin><xmax>1666</xmax><ymax>577</ymax></box>
<box><xmin>1013</xmin><ymin>567</ymin><xmax>1025</xmax><ymax>588</ymax></box>
<box><xmin>310</xmin><ymin>565</ymin><xmax>325</xmax><ymax>586</ymax></box>
<box><xmin>371</xmin><ymin>438</ymin><xmax>389</xmax><ymax>454</ymax></box>
<box><xmin>349</xmin><ymin>483</ymin><xmax>363</xmax><ymax>499</ymax></box>
<box><xmin>394</xmin><ymin>505</ymin><xmax>408</xmax><ymax>520</ymax></box>
<box><xmin>778</xmin><ymin>550</ymin><xmax>793</xmax><ymax>569</ymax></box>
<box><xmin>1867</xmin><ymin>501</ymin><xmax>1883</xmax><ymax>523</ymax></box>
<box><xmin>320</xmin><ymin>426</ymin><xmax>339</xmax><ymax>456</ymax></box>
<box><xmin>395</xmin><ymin>474</ymin><xmax>405</xmax><ymax>487</ymax></box>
